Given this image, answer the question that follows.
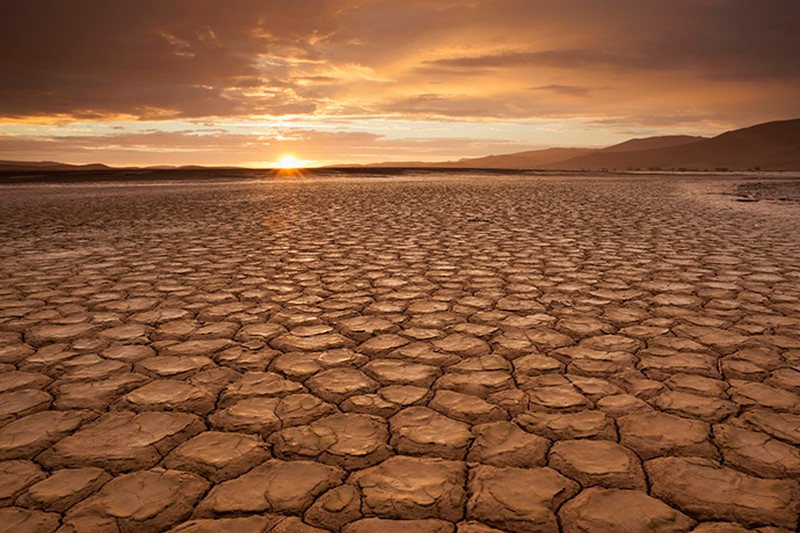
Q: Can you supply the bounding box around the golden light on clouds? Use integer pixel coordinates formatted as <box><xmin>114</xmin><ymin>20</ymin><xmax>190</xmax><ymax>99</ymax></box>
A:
<box><xmin>0</xmin><ymin>1</ymin><xmax>798</xmax><ymax>166</ymax></box>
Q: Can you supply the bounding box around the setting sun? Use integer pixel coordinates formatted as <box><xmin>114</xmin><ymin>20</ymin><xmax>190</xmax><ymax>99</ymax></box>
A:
<box><xmin>275</xmin><ymin>154</ymin><xmax>304</xmax><ymax>169</ymax></box>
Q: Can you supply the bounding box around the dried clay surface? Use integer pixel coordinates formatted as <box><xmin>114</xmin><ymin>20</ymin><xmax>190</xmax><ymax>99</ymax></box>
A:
<box><xmin>0</xmin><ymin>172</ymin><xmax>799</xmax><ymax>532</ymax></box>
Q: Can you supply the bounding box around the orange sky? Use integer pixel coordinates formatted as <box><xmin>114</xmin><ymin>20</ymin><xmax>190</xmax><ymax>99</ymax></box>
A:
<box><xmin>1</xmin><ymin>0</ymin><xmax>799</xmax><ymax>167</ymax></box>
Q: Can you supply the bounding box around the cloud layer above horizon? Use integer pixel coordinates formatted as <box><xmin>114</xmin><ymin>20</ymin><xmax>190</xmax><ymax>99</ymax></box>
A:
<box><xmin>1</xmin><ymin>0</ymin><xmax>799</xmax><ymax>165</ymax></box>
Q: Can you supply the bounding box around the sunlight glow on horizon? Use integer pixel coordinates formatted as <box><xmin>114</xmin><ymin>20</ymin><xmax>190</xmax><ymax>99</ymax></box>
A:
<box><xmin>274</xmin><ymin>154</ymin><xmax>307</xmax><ymax>169</ymax></box>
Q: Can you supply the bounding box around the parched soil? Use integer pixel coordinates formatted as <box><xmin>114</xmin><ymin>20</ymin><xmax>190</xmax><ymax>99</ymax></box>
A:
<box><xmin>0</xmin><ymin>173</ymin><xmax>798</xmax><ymax>532</ymax></box>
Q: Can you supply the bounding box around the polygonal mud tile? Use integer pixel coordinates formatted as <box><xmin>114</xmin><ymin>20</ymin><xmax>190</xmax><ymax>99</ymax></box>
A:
<box><xmin>163</xmin><ymin>431</ymin><xmax>270</xmax><ymax>481</ymax></box>
<box><xmin>65</xmin><ymin>469</ymin><xmax>209</xmax><ymax>532</ymax></box>
<box><xmin>195</xmin><ymin>460</ymin><xmax>345</xmax><ymax>516</ymax></box>
<box><xmin>390</xmin><ymin>407</ymin><xmax>471</xmax><ymax>460</ymax></box>
<box><xmin>559</xmin><ymin>488</ymin><xmax>695</xmax><ymax>532</ymax></box>
<box><xmin>467</xmin><ymin>465</ymin><xmax>579</xmax><ymax>533</ymax></box>
<box><xmin>273</xmin><ymin>413</ymin><xmax>391</xmax><ymax>469</ymax></box>
<box><xmin>352</xmin><ymin>456</ymin><xmax>466</xmax><ymax>521</ymax></box>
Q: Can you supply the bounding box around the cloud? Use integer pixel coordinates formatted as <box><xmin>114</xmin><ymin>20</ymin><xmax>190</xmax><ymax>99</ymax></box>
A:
<box><xmin>379</xmin><ymin>93</ymin><xmax>585</xmax><ymax>120</ymax></box>
<box><xmin>0</xmin><ymin>0</ymin><xmax>798</xmax><ymax>163</ymax></box>
<box><xmin>0</xmin><ymin>0</ymin><xmax>349</xmax><ymax>119</ymax></box>
<box><xmin>422</xmin><ymin>50</ymin><xmax>637</xmax><ymax>70</ymax></box>
<box><xmin>533</xmin><ymin>85</ymin><xmax>593</xmax><ymax>98</ymax></box>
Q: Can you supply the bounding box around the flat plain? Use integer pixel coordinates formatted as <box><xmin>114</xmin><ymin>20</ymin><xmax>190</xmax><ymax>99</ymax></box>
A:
<box><xmin>0</xmin><ymin>171</ymin><xmax>799</xmax><ymax>532</ymax></box>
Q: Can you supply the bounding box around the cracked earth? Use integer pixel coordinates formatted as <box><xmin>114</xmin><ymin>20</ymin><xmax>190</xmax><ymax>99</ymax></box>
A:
<box><xmin>0</xmin><ymin>172</ymin><xmax>799</xmax><ymax>532</ymax></box>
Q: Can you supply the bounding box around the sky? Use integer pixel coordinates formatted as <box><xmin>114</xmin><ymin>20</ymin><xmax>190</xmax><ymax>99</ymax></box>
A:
<box><xmin>1</xmin><ymin>0</ymin><xmax>799</xmax><ymax>167</ymax></box>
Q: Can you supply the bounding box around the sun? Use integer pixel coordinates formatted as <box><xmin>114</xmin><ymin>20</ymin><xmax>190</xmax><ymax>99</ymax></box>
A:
<box><xmin>275</xmin><ymin>154</ymin><xmax>304</xmax><ymax>169</ymax></box>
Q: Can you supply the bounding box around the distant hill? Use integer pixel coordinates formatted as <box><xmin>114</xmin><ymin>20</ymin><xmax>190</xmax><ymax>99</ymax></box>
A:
<box><xmin>360</xmin><ymin>119</ymin><xmax>800</xmax><ymax>170</ymax></box>
<box><xmin>438</xmin><ymin>138</ymin><xmax>705</xmax><ymax>169</ymax></box>
<box><xmin>546</xmin><ymin>119</ymin><xmax>800</xmax><ymax>170</ymax></box>
<box><xmin>435</xmin><ymin>138</ymin><xmax>706</xmax><ymax>169</ymax></box>
<box><xmin>0</xmin><ymin>160</ymin><xmax>111</xmax><ymax>171</ymax></box>
<box><xmin>353</xmin><ymin>148</ymin><xmax>593</xmax><ymax>169</ymax></box>
<box><xmin>597</xmin><ymin>135</ymin><xmax>705</xmax><ymax>153</ymax></box>
<box><xmin>440</xmin><ymin>147</ymin><xmax>595</xmax><ymax>169</ymax></box>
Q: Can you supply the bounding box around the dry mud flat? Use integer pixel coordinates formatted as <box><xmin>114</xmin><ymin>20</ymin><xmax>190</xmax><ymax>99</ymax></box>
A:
<box><xmin>0</xmin><ymin>172</ymin><xmax>799</xmax><ymax>532</ymax></box>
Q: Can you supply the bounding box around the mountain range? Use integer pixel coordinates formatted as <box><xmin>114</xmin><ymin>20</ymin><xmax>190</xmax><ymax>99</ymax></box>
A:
<box><xmin>1</xmin><ymin>118</ymin><xmax>799</xmax><ymax>172</ymax></box>
<box><xmin>363</xmin><ymin>118</ymin><xmax>800</xmax><ymax>171</ymax></box>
